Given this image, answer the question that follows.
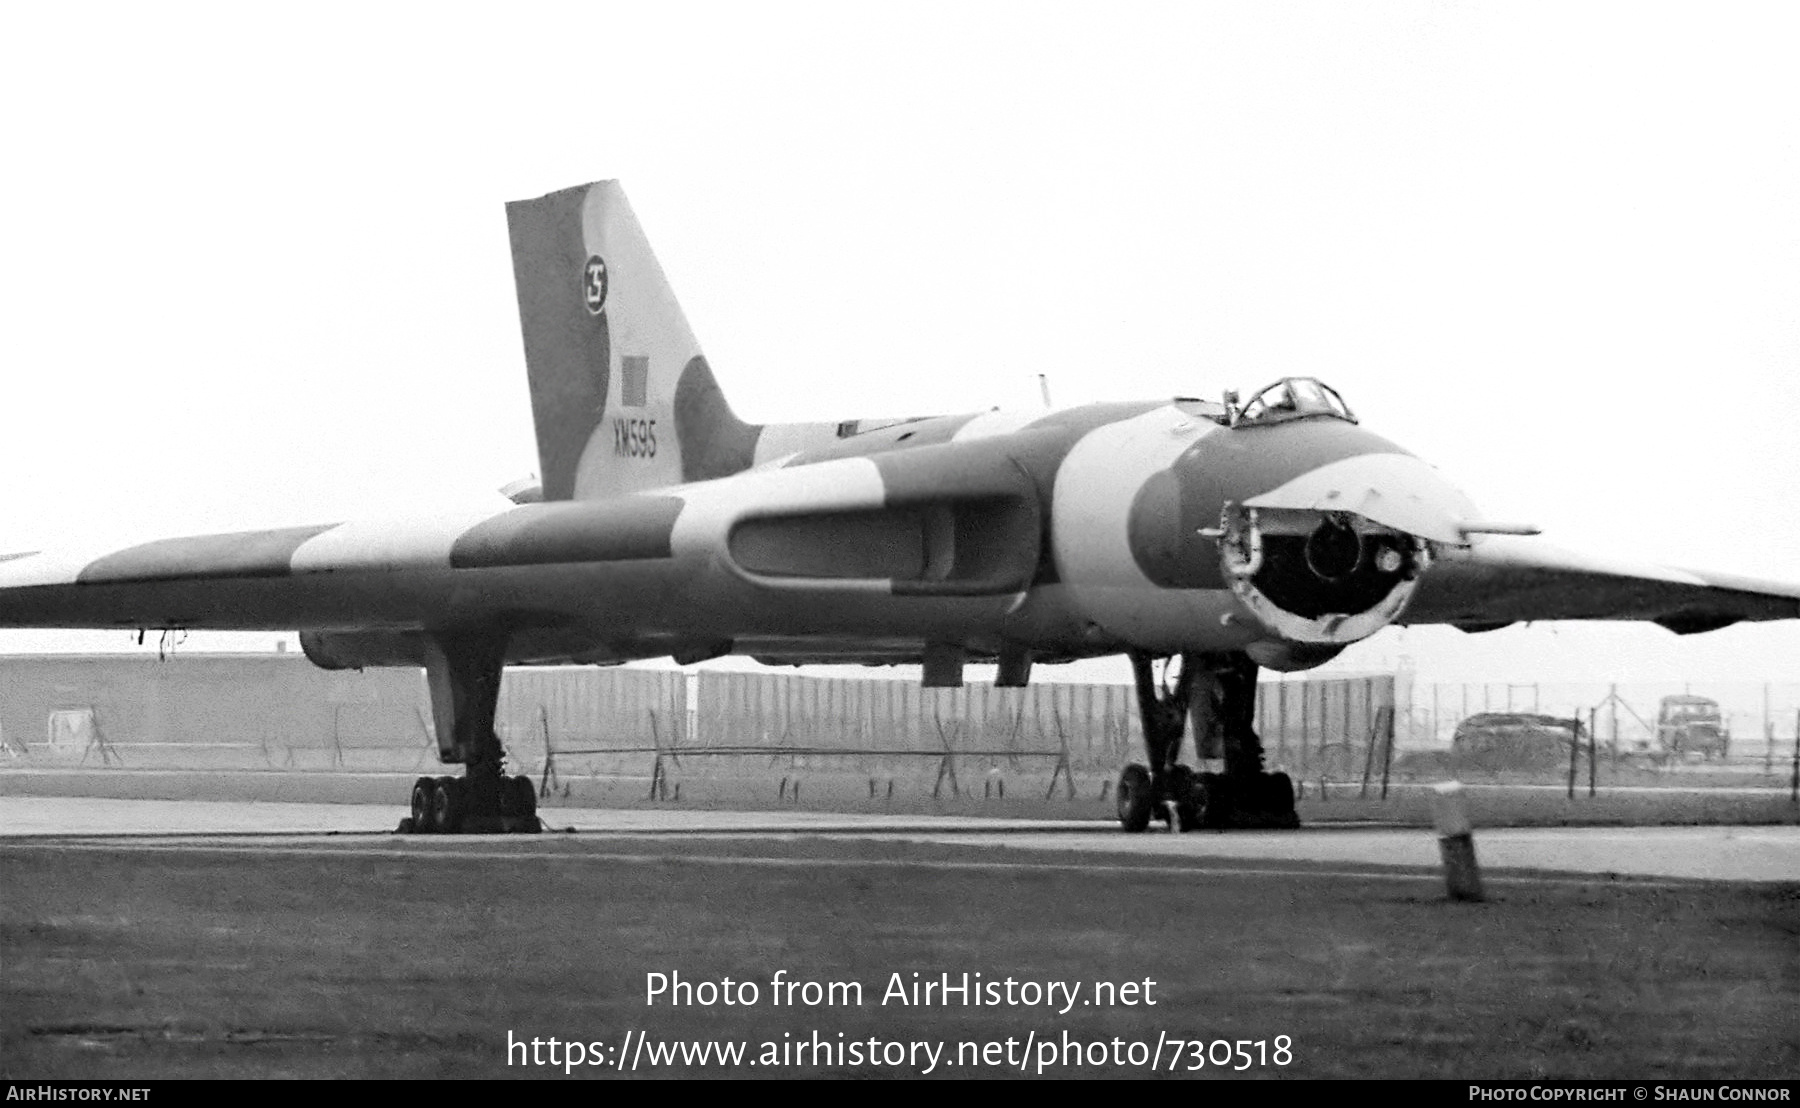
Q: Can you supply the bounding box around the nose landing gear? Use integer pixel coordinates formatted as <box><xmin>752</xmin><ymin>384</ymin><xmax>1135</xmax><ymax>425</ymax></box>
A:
<box><xmin>1116</xmin><ymin>651</ymin><xmax>1299</xmax><ymax>832</ymax></box>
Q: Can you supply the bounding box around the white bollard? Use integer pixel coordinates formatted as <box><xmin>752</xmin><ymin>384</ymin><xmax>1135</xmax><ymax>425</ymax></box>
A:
<box><xmin>1431</xmin><ymin>781</ymin><xmax>1485</xmax><ymax>902</ymax></box>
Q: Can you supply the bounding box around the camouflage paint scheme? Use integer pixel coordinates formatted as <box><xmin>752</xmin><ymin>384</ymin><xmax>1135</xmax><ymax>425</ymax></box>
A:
<box><xmin>2</xmin><ymin>181</ymin><xmax>1796</xmax><ymax>690</ymax></box>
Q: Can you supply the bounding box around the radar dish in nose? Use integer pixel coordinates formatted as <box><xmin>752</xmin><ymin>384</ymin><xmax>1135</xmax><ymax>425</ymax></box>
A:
<box><xmin>1304</xmin><ymin>517</ymin><xmax>1363</xmax><ymax>581</ymax></box>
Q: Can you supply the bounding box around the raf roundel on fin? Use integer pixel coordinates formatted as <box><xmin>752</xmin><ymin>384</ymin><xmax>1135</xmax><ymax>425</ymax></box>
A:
<box><xmin>583</xmin><ymin>255</ymin><xmax>608</xmax><ymax>316</ymax></box>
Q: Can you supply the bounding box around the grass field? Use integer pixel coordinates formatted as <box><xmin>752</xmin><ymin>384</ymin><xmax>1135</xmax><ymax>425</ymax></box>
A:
<box><xmin>2</xmin><ymin>838</ymin><xmax>1796</xmax><ymax>1079</ymax></box>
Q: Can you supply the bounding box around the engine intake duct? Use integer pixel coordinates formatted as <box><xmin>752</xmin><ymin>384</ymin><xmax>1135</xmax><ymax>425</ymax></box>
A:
<box><xmin>724</xmin><ymin>446</ymin><xmax>1041</xmax><ymax>598</ymax></box>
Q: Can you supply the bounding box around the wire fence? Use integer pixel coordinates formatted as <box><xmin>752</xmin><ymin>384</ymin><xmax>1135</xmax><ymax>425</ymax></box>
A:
<box><xmin>1403</xmin><ymin>681</ymin><xmax>1800</xmax><ymax>763</ymax></box>
<box><xmin>2</xmin><ymin>655</ymin><xmax>1795</xmax><ymax>798</ymax></box>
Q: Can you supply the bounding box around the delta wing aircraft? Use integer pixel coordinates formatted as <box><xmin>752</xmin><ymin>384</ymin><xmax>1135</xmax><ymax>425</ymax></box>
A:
<box><xmin>3</xmin><ymin>180</ymin><xmax>1797</xmax><ymax>832</ymax></box>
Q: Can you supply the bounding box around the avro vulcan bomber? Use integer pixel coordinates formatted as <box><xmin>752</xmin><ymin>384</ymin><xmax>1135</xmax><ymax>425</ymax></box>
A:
<box><xmin>3</xmin><ymin>181</ymin><xmax>1795</xmax><ymax>832</ymax></box>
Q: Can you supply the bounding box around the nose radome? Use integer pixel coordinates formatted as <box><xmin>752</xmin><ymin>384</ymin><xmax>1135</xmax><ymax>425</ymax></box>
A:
<box><xmin>1242</xmin><ymin>452</ymin><xmax>1482</xmax><ymax>546</ymax></box>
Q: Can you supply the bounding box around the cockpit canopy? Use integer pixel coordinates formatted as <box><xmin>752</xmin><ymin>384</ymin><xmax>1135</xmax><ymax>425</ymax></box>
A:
<box><xmin>1235</xmin><ymin>377</ymin><xmax>1356</xmax><ymax>427</ymax></box>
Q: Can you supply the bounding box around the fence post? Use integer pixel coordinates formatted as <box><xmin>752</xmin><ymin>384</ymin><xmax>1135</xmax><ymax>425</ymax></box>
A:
<box><xmin>1609</xmin><ymin>684</ymin><xmax>1619</xmax><ymax>765</ymax></box>
<box><xmin>1763</xmin><ymin>682</ymin><xmax>1772</xmax><ymax>763</ymax></box>
<box><xmin>1277</xmin><ymin>678</ymin><xmax>1288</xmax><ymax>766</ymax></box>
<box><xmin>1300</xmin><ymin>681</ymin><xmax>1311</xmax><ymax>781</ymax></box>
<box><xmin>1791</xmin><ymin>709</ymin><xmax>1798</xmax><ymax>804</ymax></box>
<box><xmin>932</xmin><ymin>707</ymin><xmax>960</xmax><ymax>798</ymax></box>
<box><xmin>81</xmin><ymin>708</ymin><xmax>122</xmax><ymax>768</ymax></box>
<box><xmin>1379</xmin><ymin>705</ymin><xmax>1396</xmax><ymax>800</ymax></box>
<box><xmin>1359</xmin><ymin>705</ymin><xmax>1384</xmax><ymax>798</ymax></box>
<box><xmin>1587</xmin><ymin>707</ymin><xmax>1597</xmax><ymax>798</ymax></box>
<box><xmin>1045</xmin><ymin>705</ymin><xmax>1074</xmax><ymax>800</ymax></box>
<box><xmin>537</xmin><ymin>706</ymin><xmax>558</xmax><ymax>799</ymax></box>
<box><xmin>1566</xmin><ymin>714</ymin><xmax>1580</xmax><ymax>799</ymax></box>
<box><xmin>647</xmin><ymin>712</ymin><xmax>667</xmax><ymax>800</ymax></box>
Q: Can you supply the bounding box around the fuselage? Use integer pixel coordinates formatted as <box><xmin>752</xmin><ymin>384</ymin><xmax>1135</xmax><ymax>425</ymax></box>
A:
<box><xmin>0</xmin><ymin>379</ymin><xmax>1478</xmax><ymax>677</ymax></box>
<box><xmin>637</xmin><ymin>379</ymin><xmax>1473</xmax><ymax>671</ymax></box>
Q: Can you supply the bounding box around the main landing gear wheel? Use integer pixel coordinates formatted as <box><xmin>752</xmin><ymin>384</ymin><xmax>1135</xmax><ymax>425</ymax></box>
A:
<box><xmin>409</xmin><ymin>776</ymin><xmax>435</xmax><ymax>832</ymax></box>
<box><xmin>1167</xmin><ymin>764</ymin><xmax>1204</xmax><ymax>832</ymax></box>
<box><xmin>1116</xmin><ymin>764</ymin><xmax>1153</xmax><ymax>833</ymax></box>
<box><xmin>431</xmin><ymin>775</ymin><xmax>466</xmax><ymax>834</ymax></box>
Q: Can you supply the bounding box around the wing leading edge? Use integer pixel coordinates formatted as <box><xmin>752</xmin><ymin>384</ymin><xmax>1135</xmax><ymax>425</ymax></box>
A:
<box><xmin>0</xmin><ymin>495</ymin><xmax>687</xmax><ymax>635</ymax></box>
<box><xmin>1400</xmin><ymin>534</ymin><xmax>1800</xmax><ymax>634</ymax></box>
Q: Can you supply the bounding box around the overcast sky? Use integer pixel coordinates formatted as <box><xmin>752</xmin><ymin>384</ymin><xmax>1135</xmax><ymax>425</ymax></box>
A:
<box><xmin>0</xmin><ymin>2</ymin><xmax>1795</xmax><ymax>686</ymax></box>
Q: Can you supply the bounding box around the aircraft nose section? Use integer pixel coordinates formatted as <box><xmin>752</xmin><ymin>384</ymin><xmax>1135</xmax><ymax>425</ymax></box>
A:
<box><xmin>1241</xmin><ymin>452</ymin><xmax>1480</xmax><ymax>545</ymax></box>
<box><xmin>1180</xmin><ymin>425</ymin><xmax>1504</xmax><ymax>648</ymax></box>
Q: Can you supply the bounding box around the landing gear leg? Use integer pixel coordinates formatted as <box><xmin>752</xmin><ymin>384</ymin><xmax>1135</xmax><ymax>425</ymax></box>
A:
<box><xmin>1198</xmin><ymin>653</ymin><xmax>1299</xmax><ymax>830</ymax></box>
<box><xmin>1116</xmin><ymin>651</ymin><xmax>1300</xmax><ymax>832</ymax></box>
<box><xmin>1117</xmin><ymin>652</ymin><xmax>1203</xmax><ymax>832</ymax></box>
<box><xmin>400</xmin><ymin>632</ymin><xmax>540</xmax><ymax>834</ymax></box>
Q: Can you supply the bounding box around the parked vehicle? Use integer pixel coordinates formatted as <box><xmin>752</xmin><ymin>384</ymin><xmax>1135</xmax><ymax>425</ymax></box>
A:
<box><xmin>1451</xmin><ymin>712</ymin><xmax>1585</xmax><ymax>772</ymax></box>
<box><xmin>1655</xmin><ymin>695</ymin><xmax>1730</xmax><ymax>759</ymax></box>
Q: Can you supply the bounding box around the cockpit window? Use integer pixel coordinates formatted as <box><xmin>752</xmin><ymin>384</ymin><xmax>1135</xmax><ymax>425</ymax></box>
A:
<box><xmin>1236</xmin><ymin>377</ymin><xmax>1356</xmax><ymax>426</ymax></box>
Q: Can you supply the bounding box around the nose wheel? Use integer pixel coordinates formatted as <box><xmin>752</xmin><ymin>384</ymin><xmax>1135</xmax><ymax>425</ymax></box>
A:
<box><xmin>1116</xmin><ymin>764</ymin><xmax>1154</xmax><ymax>832</ymax></box>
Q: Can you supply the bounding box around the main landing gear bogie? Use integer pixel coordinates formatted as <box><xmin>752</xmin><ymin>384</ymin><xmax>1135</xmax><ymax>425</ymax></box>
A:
<box><xmin>397</xmin><ymin>632</ymin><xmax>543</xmax><ymax>835</ymax></box>
<box><xmin>402</xmin><ymin>772</ymin><xmax>541</xmax><ymax>835</ymax></box>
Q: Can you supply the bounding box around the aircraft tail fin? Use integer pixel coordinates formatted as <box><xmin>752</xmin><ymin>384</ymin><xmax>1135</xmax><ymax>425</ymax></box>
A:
<box><xmin>505</xmin><ymin>181</ymin><xmax>760</xmax><ymax>500</ymax></box>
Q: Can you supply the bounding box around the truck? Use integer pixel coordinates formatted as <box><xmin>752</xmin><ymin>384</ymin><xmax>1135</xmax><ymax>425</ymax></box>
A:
<box><xmin>1654</xmin><ymin>695</ymin><xmax>1730</xmax><ymax>760</ymax></box>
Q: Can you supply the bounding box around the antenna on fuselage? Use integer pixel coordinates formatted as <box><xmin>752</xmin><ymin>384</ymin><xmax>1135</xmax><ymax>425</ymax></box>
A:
<box><xmin>1037</xmin><ymin>374</ymin><xmax>1053</xmax><ymax>409</ymax></box>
